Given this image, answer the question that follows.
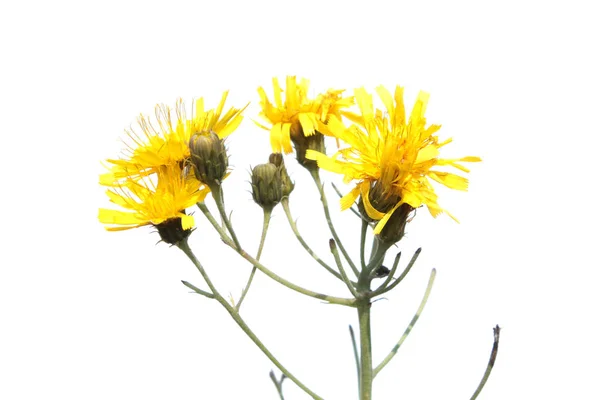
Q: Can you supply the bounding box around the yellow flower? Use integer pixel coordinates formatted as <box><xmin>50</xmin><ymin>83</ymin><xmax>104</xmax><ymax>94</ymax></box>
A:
<box><xmin>100</xmin><ymin>91</ymin><xmax>246</xmax><ymax>186</ymax></box>
<box><xmin>306</xmin><ymin>85</ymin><xmax>481</xmax><ymax>234</ymax></box>
<box><xmin>256</xmin><ymin>76</ymin><xmax>353</xmax><ymax>154</ymax></box>
<box><xmin>98</xmin><ymin>164</ymin><xmax>209</xmax><ymax>233</ymax></box>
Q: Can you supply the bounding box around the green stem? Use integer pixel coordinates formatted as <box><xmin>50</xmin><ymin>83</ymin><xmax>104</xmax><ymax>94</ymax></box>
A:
<box><xmin>329</xmin><ymin>239</ymin><xmax>359</xmax><ymax>298</ymax></box>
<box><xmin>236</xmin><ymin>208</ymin><xmax>271</xmax><ymax>312</ymax></box>
<box><xmin>281</xmin><ymin>198</ymin><xmax>343</xmax><ymax>281</ymax></box>
<box><xmin>360</xmin><ymin>220</ymin><xmax>368</xmax><ymax>270</ymax></box>
<box><xmin>470</xmin><ymin>325</ymin><xmax>501</xmax><ymax>400</ymax></box>
<box><xmin>371</xmin><ymin>248</ymin><xmax>421</xmax><ymax>298</ymax></box>
<box><xmin>349</xmin><ymin>325</ymin><xmax>361</xmax><ymax>397</ymax></box>
<box><xmin>197</xmin><ymin>203</ymin><xmax>355</xmax><ymax>307</ymax></box>
<box><xmin>210</xmin><ymin>183</ymin><xmax>241</xmax><ymax>250</ymax></box>
<box><xmin>373</xmin><ymin>268</ymin><xmax>436</xmax><ymax>377</ymax></box>
<box><xmin>377</xmin><ymin>251</ymin><xmax>401</xmax><ymax>291</ymax></box>
<box><xmin>181</xmin><ymin>280</ymin><xmax>215</xmax><ymax>299</ymax></box>
<box><xmin>177</xmin><ymin>238</ymin><xmax>323</xmax><ymax>400</ymax></box>
<box><xmin>357</xmin><ymin>299</ymin><xmax>373</xmax><ymax>400</ymax></box>
<box><xmin>310</xmin><ymin>170</ymin><xmax>359</xmax><ymax>278</ymax></box>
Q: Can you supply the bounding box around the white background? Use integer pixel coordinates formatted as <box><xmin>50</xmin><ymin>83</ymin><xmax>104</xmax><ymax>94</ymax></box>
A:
<box><xmin>1</xmin><ymin>1</ymin><xmax>599</xmax><ymax>399</ymax></box>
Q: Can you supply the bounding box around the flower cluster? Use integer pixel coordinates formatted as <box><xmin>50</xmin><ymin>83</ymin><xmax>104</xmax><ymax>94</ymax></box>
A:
<box><xmin>100</xmin><ymin>77</ymin><xmax>479</xmax><ymax>243</ymax></box>
<box><xmin>98</xmin><ymin>92</ymin><xmax>246</xmax><ymax>243</ymax></box>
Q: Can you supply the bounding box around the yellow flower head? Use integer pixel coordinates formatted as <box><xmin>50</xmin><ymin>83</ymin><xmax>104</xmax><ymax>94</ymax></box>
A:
<box><xmin>256</xmin><ymin>76</ymin><xmax>353</xmax><ymax>154</ymax></box>
<box><xmin>306</xmin><ymin>85</ymin><xmax>481</xmax><ymax>234</ymax></box>
<box><xmin>98</xmin><ymin>164</ymin><xmax>209</xmax><ymax>235</ymax></box>
<box><xmin>100</xmin><ymin>91</ymin><xmax>246</xmax><ymax>186</ymax></box>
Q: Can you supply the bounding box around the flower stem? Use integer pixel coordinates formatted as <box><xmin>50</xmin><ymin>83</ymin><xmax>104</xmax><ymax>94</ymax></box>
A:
<box><xmin>281</xmin><ymin>198</ymin><xmax>342</xmax><ymax>281</ymax></box>
<box><xmin>373</xmin><ymin>268</ymin><xmax>436</xmax><ymax>377</ymax></box>
<box><xmin>310</xmin><ymin>170</ymin><xmax>359</xmax><ymax>278</ymax></box>
<box><xmin>348</xmin><ymin>325</ymin><xmax>361</xmax><ymax>397</ymax></box>
<box><xmin>197</xmin><ymin>202</ymin><xmax>356</xmax><ymax>307</ymax></box>
<box><xmin>177</xmin><ymin>238</ymin><xmax>323</xmax><ymax>400</ymax></box>
<box><xmin>469</xmin><ymin>325</ymin><xmax>501</xmax><ymax>400</ymax></box>
<box><xmin>357</xmin><ymin>299</ymin><xmax>373</xmax><ymax>400</ymax></box>
<box><xmin>236</xmin><ymin>208</ymin><xmax>271</xmax><ymax>312</ymax></box>
<box><xmin>210</xmin><ymin>183</ymin><xmax>241</xmax><ymax>250</ymax></box>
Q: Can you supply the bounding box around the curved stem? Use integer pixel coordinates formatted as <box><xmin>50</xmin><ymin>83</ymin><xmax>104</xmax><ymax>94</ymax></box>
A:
<box><xmin>177</xmin><ymin>238</ymin><xmax>323</xmax><ymax>400</ymax></box>
<box><xmin>210</xmin><ymin>183</ymin><xmax>241</xmax><ymax>250</ymax></box>
<box><xmin>371</xmin><ymin>248</ymin><xmax>422</xmax><ymax>298</ymax></box>
<box><xmin>236</xmin><ymin>208</ymin><xmax>271</xmax><ymax>312</ymax></box>
<box><xmin>329</xmin><ymin>239</ymin><xmax>359</xmax><ymax>298</ymax></box>
<box><xmin>360</xmin><ymin>220</ymin><xmax>368</xmax><ymax>270</ymax></box>
<box><xmin>348</xmin><ymin>325</ymin><xmax>361</xmax><ymax>396</ymax></box>
<box><xmin>373</xmin><ymin>268</ymin><xmax>436</xmax><ymax>377</ymax></box>
<box><xmin>470</xmin><ymin>325</ymin><xmax>501</xmax><ymax>400</ymax></box>
<box><xmin>197</xmin><ymin>203</ymin><xmax>356</xmax><ymax>307</ymax></box>
<box><xmin>281</xmin><ymin>198</ymin><xmax>342</xmax><ymax>281</ymax></box>
<box><xmin>377</xmin><ymin>251</ymin><xmax>402</xmax><ymax>291</ymax></box>
<box><xmin>310</xmin><ymin>170</ymin><xmax>359</xmax><ymax>278</ymax></box>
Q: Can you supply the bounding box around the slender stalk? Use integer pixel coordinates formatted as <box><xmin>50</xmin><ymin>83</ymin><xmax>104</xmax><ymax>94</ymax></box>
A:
<box><xmin>329</xmin><ymin>239</ymin><xmax>359</xmax><ymax>298</ymax></box>
<box><xmin>373</xmin><ymin>268</ymin><xmax>436</xmax><ymax>377</ymax></box>
<box><xmin>269</xmin><ymin>370</ymin><xmax>287</xmax><ymax>400</ymax></box>
<box><xmin>236</xmin><ymin>208</ymin><xmax>271</xmax><ymax>312</ymax></box>
<box><xmin>181</xmin><ymin>280</ymin><xmax>215</xmax><ymax>299</ymax></box>
<box><xmin>281</xmin><ymin>198</ymin><xmax>342</xmax><ymax>281</ymax></box>
<box><xmin>470</xmin><ymin>325</ymin><xmax>501</xmax><ymax>400</ymax></box>
<box><xmin>210</xmin><ymin>183</ymin><xmax>241</xmax><ymax>250</ymax></box>
<box><xmin>197</xmin><ymin>202</ymin><xmax>356</xmax><ymax>307</ymax></box>
<box><xmin>377</xmin><ymin>252</ymin><xmax>401</xmax><ymax>291</ymax></box>
<box><xmin>349</xmin><ymin>325</ymin><xmax>361</xmax><ymax>396</ymax></box>
<box><xmin>357</xmin><ymin>300</ymin><xmax>373</xmax><ymax>400</ymax></box>
<box><xmin>310</xmin><ymin>170</ymin><xmax>359</xmax><ymax>278</ymax></box>
<box><xmin>371</xmin><ymin>248</ymin><xmax>422</xmax><ymax>298</ymax></box>
<box><xmin>177</xmin><ymin>238</ymin><xmax>323</xmax><ymax>400</ymax></box>
<box><xmin>360</xmin><ymin>220</ymin><xmax>368</xmax><ymax>270</ymax></box>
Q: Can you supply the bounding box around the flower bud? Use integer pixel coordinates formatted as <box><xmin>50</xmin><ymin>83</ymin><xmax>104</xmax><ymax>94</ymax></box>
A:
<box><xmin>289</xmin><ymin>120</ymin><xmax>325</xmax><ymax>171</ymax></box>
<box><xmin>155</xmin><ymin>216</ymin><xmax>192</xmax><ymax>245</ymax></box>
<box><xmin>251</xmin><ymin>163</ymin><xmax>283</xmax><ymax>211</ymax></box>
<box><xmin>377</xmin><ymin>203</ymin><xmax>414</xmax><ymax>245</ymax></box>
<box><xmin>269</xmin><ymin>153</ymin><xmax>295</xmax><ymax>198</ymax></box>
<box><xmin>189</xmin><ymin>131</ymin><xmax>228</xmax><ymax>187</ymax></box>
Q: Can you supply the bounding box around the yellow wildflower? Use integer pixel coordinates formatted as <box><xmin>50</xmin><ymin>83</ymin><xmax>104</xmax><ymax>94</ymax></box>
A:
<box><xmin>306</xmin><ymin>85</ymin><xmax>481</xmax><ymax>234</ymax></box>
<box><xmin>98</xmin><ymin>164</ymin><xmax>209</xmax><ymax>234</ymax></box>
<box><xmin>100</xmin><ymin>92</ymin><xmax>246</xmax><ymax>186</ymax></box>
<box><xmin>256</xmin><ymin>76</ymin><xmax>353</xmax><ymax>154</ymax></box>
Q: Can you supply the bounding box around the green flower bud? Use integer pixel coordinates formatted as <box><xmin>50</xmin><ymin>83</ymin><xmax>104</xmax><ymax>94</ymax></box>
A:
<box><xmin>251</xmin><ymin>163</ymin><xmax>283</xmax><ymax>211</ymax></box>
<box><xmin>189</xmin><ymin>131</ymin><xmax>228</xmax><ymax>187</ymax></box>
<box><xmin>269</xmin><ymin>153</ymin><xmax>295</xmax><ymax>198</ymax></box>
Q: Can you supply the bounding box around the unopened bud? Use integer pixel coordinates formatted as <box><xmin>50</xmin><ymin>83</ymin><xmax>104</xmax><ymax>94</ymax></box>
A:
<box><xmin>269</xmin><ymin>153</ymin><xmax>294</xmax><ymax>198</ymax></box>
<box><xmin>289</xmin><ymin>120</ymin><xmax>325</xmax><ymax>171</ymax></box>
<box><xmin>251</xmin><ymin>163</ymin><xmax>283</xmax><ymax>211</ymax></box>
<box><xmin>189</xmin><ymin>131</ymin><xmax>228</xmax><ymax>187</ymax></box>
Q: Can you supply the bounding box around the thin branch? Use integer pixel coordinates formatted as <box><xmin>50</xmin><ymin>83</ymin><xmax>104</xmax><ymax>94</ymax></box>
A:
<box><xmin>177</xmin><ymin>238</ymin><xmax>323</xmax><ymax>400</ymax></box>
<box><xmin>371</xmin><ymin>248</ymin><xmax>422</xmax><ymax>298</ymax></box>
<box><xmin>197</xmin><ymin>202</ymin><xmax>356</xmax><ymax>307</ymax></box>
<box><xmin>329</xmin><ymin>239</ymin><xmax>359</xmax><ymax>298</ymax></box>
<box><xmin>311</xmin><ymin>170</ymin><xmax>359</xmax><ymax>278</ymax></box>
<box><xmin>281</xmin><ymin>198</ymin><xmax>343</xmax><ymax>281</ymax></box>
<box><xmin>469</xmin><ymin>325</ymin><xmax>501</xmax><ymax>400</ymax></box>
<box><xmin>373</xmin><ymin>268</ymin><xmax>436</xmax><ymax>377</ymax></box>
<box><xmin>349</xmin><ymin>325</ymin><xmax>361</xmax><ymax>396</ymax></box>
<box><xmin>181</xmin><ymin>280</ymin><xmax>215</xmax><ymax>299</ymax></box>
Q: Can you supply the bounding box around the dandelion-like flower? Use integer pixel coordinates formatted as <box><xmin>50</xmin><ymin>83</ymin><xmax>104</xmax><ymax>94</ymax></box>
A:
<box><xmin>100</xmin><ymin>91</ymin><xmax>246</xmax><ymax>186</ymax></box>
<box><xmin>256</xmin><ymin>76</ymin><xmax>353</xmax><ymax>164</ymax></box>
<box><xmin>306</xmin><ymin>85</ymin><xmax>481</xmax><ymax>235</ymax></box>
<box><xmin>98</xmin><ymin>164</ymin><xmax>209</xmax><ymax>243</ymax></box>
